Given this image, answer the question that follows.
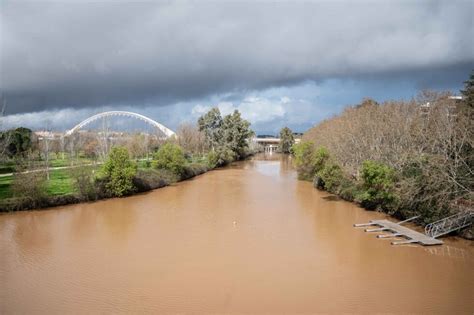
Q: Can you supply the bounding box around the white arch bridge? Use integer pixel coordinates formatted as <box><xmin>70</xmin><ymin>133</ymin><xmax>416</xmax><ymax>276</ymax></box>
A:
<box><xmin>64</xmin><ymin>111</ymin><xmax>176</xmax><ymax>137</ymax></box>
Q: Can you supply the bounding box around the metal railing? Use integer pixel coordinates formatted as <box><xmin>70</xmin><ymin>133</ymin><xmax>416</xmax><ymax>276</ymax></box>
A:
<box><xmin>425</xmin><ymin>211</ymin><xmax>473</xmax><ymax>238</ymax></box>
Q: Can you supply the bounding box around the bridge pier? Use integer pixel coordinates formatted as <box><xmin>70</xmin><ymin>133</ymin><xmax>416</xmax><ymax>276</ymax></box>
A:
<box><xmin>264</xmin><ymin>145</ymin><xmax>278</xmax><ymax>153</ymax></box>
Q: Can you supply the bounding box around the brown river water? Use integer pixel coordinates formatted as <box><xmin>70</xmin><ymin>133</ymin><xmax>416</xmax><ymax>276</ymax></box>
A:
<box><xmin>1</xmin><ymin>154</ymin><xmax>473</xmax><ymax>314</ymax></box>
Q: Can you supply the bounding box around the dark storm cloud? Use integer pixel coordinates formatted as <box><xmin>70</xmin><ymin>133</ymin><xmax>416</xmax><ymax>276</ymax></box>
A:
<box><xmin>1</xmin><ymin>0</ymin><xmax>473</xmax><ymax>114</ymax></box>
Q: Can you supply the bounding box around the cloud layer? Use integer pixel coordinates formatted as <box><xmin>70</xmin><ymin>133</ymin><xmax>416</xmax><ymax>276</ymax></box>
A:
<box><xmin>2</xmin><ymin>1</ymin><xmax>473</xmax><ymax>115</ymax></box>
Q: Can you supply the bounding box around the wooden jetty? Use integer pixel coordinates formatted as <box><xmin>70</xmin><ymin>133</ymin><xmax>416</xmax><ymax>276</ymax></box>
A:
<box><xmin>354</xmin><ymin>216</ymin><xmax>443</xmax><ymax>246</ymax></box>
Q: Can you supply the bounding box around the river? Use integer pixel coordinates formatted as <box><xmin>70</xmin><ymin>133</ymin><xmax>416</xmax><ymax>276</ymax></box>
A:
<box><xmin>1</xmin><ymin>154</ymin><xmax>473</xmax><ymax>314</ymax></box>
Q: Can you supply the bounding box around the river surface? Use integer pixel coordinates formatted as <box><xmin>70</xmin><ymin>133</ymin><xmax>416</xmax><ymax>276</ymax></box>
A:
<box><xmin>1</xmin><ymin>154</ymin><xmax>473</xmax><ymax>314</ymax></box>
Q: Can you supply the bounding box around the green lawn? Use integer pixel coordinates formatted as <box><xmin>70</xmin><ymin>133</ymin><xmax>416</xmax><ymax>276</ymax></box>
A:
<box><xmin>45</xmin><ymin>169</ymin><xmax>76</xmax><ymax>196</ymax></box>
<box><xmin>0</xmin><ymin>166</ymin><xmax>101</xmax><ymax>200</ymax></box>
<box><xmin>0</xmin><ymin>175</ymin><xmax>13</xmax><ymax>199</ymax></box>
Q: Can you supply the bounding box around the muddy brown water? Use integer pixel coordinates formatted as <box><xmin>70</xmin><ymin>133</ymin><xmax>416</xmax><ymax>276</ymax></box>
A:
<box><xmin>1</xmin><ymin>154</ymin><xmax>473</xmax><ymax>314</ymax></box>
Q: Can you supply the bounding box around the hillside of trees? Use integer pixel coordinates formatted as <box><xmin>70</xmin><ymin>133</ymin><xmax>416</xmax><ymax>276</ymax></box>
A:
<box><xmin>295</xmin><ymin>73</ymin><xmax>473</xmax><ymax>236</ymax></box>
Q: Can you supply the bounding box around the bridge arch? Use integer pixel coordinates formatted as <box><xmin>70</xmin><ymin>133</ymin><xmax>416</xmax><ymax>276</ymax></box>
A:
<box><xmin>64</xmin><ymin>111</ymin><xmax>175</xmax><ymax>137</ymax></box>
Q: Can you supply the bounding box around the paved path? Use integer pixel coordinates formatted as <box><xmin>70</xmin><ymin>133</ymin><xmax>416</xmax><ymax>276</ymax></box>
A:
<box><xmin>0</xmin><ymin>163</ymin><xmax>101</xmax><ymax>178</ymax></box>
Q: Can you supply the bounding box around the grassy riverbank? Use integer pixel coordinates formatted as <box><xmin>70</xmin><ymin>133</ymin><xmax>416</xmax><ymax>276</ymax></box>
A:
<box><xmin>0</xmin><ymin>107</ymin><xmax>255</xmax><ymax>212</ymax></box>
<box><xmin>0</xmin><ymin>156</ymin><xmax>210</xmax><ymax>212</ymax></box>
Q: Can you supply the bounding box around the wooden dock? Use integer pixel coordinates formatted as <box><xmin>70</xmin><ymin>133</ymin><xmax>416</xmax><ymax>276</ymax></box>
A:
<box><xmin>354</xmin><ymin>217</ymin><xmax>443</xmax><ymax>246</ymax></box>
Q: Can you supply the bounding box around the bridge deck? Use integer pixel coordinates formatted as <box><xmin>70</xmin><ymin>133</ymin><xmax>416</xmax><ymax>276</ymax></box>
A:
<box><xmin>354</xmin><ymin>219</ymin><xmax>443</xmax><ymax>246</ymax></box>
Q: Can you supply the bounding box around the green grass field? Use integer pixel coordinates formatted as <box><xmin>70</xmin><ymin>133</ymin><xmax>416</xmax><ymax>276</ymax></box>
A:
<box><xmin>45</xmin><ymin>169</ymin><xmax>76</xmax><ymax>196</ymax></box>
<box><xmin>0</xmin><ymin>175</ymin><xmax>13</xmax><ymax>199</ymax></box>
<box><xmin>0</xmin><ymin>166</ymin><xmax>102</xmax><ymax>200</ymax></box>
<box><xmin>0</xmin><ymin>154</ymin><xmax>199</xmax><ymax>201</ymax></box>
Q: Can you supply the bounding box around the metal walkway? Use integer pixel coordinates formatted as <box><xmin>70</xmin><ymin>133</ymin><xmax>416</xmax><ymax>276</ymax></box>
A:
<box><xmin>354</xmin><ymin>216</ymin><xmax>443</xmax><ymax>246</ymax></box>
<box><xmin>425</xmin><ymin>211</ymin><xmax>473</xmax><ymax>238</ymax></box>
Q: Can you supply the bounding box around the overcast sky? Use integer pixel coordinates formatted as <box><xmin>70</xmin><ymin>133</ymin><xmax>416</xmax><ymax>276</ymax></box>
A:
<box><xmin>1</xmin><ymin>0</ymin><xmax>473</xmax><ymax>134</ymax></box>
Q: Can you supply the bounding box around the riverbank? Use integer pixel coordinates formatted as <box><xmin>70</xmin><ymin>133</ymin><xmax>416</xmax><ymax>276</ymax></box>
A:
<box><xmin>0</xmin><ymin>153</ymin><xmax>255</xmax><ymax>213</ymax></box>
<box><xmin>292</xmin><ymin>93</ymin><xmax>473</xmax><ymax>240</ymax></box>
<box><xmin>302</xmin><ymin>162</ymin><xmax>474</xmax><ymax>241</ymax></box>
<box><xmin>0</xmin><ymin>163</ymin><xmax>207</xmax><ymax>212</ymax></box>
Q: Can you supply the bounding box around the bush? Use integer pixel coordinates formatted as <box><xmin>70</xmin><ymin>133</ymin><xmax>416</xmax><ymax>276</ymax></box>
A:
<box><xmin>181</xmin><ymin>163</ymin><xmax>208</xmax><ymax>180</ymax></box>
<box><xmin>317</xmin><ymin>161</ymin><xmax>344</xmax><ymax>193</ymax></box>
<box><xmin>206</xmin><ymin>147</ymin><xmax>236</xmax><ymax>168</ymax></box>
<box><xmin>356</xmin><ymin>160</ymin><xmax>396</xmax><ymax>210</ymax></box>
<box><xmin>313</xmin><ymin>146</ymin><xmax>330</xmax><ymax>173</ymax></box>
<box><xmin>10</xmin><ymin>171</ymin><xmax>47</xmax><ymax>208</ymax></box>
<box><xmin>153</xmin><ymin>143</ymin><xmax>186</xmax><ymax>176</ymax></box>
<box><xmin>70</xmin><ymin>166</ymin><xmax>97</xmax><ymax>201</ymax></box>
<box><xmin>133</xmin><ymin>169</ymin><xmax>176</xmax><ymax>191</ymax></box>
<box><xmin>102</xmin><ymin>147</ymin><xmax>137</xmax><ymax>197</ymax></box>
<box><xmin>292</xmin><ymin>141</ymin><xmax>316</xmax><ymax>180</ymax></box>
<box><xmin>0</xmin><ymin>194</ymin><xmax>82</xmax><ymax>212</ymax></box>
<box><xmin>337</xmin><ymin>178</ymin><xmax>359</xmax><ymax>201</ymax></box>
<box><xmin>313</xmin><ymin>176</ymin><xmax>325</xmax><ymax>189</ymax></box>
<box><xmin>206</xmin><ymin>151</ymin><xmax>219</xmax><ymax>169</ymax></box>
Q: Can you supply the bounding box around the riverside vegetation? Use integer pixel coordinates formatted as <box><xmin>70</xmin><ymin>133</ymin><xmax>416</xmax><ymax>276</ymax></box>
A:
<box><xmin>0</xmin><ymin>108</ymin><xmax>254</xmax><ymax>211</ymax></box>
<box><xmin>293</xmin><ymin>73</ymin><xmax>474</xmax><ymax>238</ymax></box>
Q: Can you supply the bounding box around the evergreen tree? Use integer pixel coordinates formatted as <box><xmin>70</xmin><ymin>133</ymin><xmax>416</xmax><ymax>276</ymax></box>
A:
<box><xmin>198</xmin><ymin>108</ymin><xmax>254</xmax><ymax>165</ymax></box>
<box><xmin>198</xmin><ymin>107</ymin><xmax>223</xmax><ymax>150</ymax></box>
<box><xmin>102</xmin><ymin>147</ymin><xmax>137</xmax><ymax>197</ymax></box>
<box><xmin>221</xmin><ymin>110</ymin><xmax>254</xmax><ymax>159</ymax></box>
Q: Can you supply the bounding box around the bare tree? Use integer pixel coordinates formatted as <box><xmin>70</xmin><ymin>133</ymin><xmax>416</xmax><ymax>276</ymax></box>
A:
<box><xmin>0</xmin><ymin>98</ymin><xmax>11</xmax><ymax>161</ymax></box>
<box><xmin>177</xmin><ymin>122</ymin><xmax>207</xmax><ymax>155</ymax></box>
<box><xmin>303</xmin><ymin>92</ymin><xmax>473</xmax><ymax>217</ymax></box>
<box><xmin>39</xmin><ymin>122</ymin><xmax>52</xmax><ymax>180</ymax></box>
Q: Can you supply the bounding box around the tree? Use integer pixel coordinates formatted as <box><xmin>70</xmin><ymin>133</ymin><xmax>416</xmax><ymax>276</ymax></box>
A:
<box><xmin>221</xmin><ymin>110</ymin><xmax>254</xmax><ymax>159</ymax></box>
<box><xmin>127</xmin><ymin>133</ymin><xmax>148</xmax><ymax>159</ymax></box>
<box><xmin>292</xmin><ymin>141</ymin><xmax>316</xmax><ymax>180</ymax></box>
<box><xmin>102</xmin><ymin>147</ymin><xmax>137</xmax><ymax>197</ymax></box>
<box><xmin>357</xmin><ymin>160</ymin><xmax>396</xmax><ymax>210</ymax></box>
<box><xmin>198</xmin><ymin>108</ymin><xmax>254</xmax><ymax>165</ymax></box>
<box><xmin>278</xmin><ymin>127</ymin><xmax>295</xmax><ymax>153</ymax></box>
<box><xmin>460</xmin><ymin>70</ymin><xmax>474</xmax><ymax>109</ymax></box>
<box><xmin>152</xmin><ymin>143</ymin><xmax>186</xmax><ymax>176</ymax></box>
<box><xmin>198</xmin><ymin>107</ymin><xmax>223</xmax><ymax>150</ymax></box>
<box><xmin>0</xmin><ymin>100</ymin><xmax>10</xmax><ymax>161</ymax></box>
<box><xmin>177</xmin><ymin>123</ymin><xmax>207</xmax><ymax>154</ymax></box>
<box><xmin>2</xmin><ymin>127</ymin><xmax>32</xmax><ymax>157</ymax></box>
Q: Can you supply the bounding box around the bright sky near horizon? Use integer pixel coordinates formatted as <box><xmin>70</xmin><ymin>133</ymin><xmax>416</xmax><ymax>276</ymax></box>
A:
<box><xmin>1</xmin><ymin>1</ymin><xmax>473</xmax><ymax>134</ymax></box>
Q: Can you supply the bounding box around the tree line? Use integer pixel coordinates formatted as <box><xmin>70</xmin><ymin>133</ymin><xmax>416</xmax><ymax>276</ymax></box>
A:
<box><xmin>293</xmin><ymin>73</ymin><xmax>473</xmax><ymax>228</ymax></box>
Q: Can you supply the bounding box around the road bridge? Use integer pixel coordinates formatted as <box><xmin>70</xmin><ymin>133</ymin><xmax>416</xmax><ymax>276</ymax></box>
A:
<box><xmin>252</xmin><ymin>137</ymin><xmax>301</xmax><ymax>153</ymax></box>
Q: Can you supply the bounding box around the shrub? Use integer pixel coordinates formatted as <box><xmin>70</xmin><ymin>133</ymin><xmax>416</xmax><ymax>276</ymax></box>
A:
<box><xmin>10</xmin><ymin>171</ymin><xmax>47</xmax><ymax>208</ymax></box>
<box><xmin>70</xmin><ymin>166</ymin><xmax>97</xmax><ymax>201</ymax></box>
<box><xmin>102</xmin><ymin>147</ymin><xmax>137</xmax><ymax>197</ymax></box>
<box><xmin>181</xmin><ymin>163</ymin><xmax>208</xmax><ymax>180</ymax></box>
<box><xmin>292</xmin><ymin>141</ymin><xmax>316</xmax><ymax>180</ymax></box>
<box><xmin>317</xmin><ymin>160</ymin><xmax>344</xmax><ymax>193</ymax></box>
<box><xmin>133</xmin><ymin>169</ymin><xmax>175</xmax><ymax>191</ymax></box>
<box><xmin>206</xmin><ymin>147</ymin><xmax>236</xmax><ymax>168</ymax></box>
<box><xmin>356</xmin><ymin>160</ymin><xmax>396</xmax><ymax>210</ymax></box>
<box><xmin>313</xmin><ymin>176</ymin><xmax>325</xmax><ymax>189</ymax></box>
<box><xmin>153</xmin><ymin>143</ymin><xmax>186</xmax><ymax>176</ymax></box>
<box><xmin>206</xmin><ymin>151</ymin><xmax>219</xmax><ymax>169</ymax></box>
<box><xmin>313</xmin><ymin>146</ymin><xmax>330</xmax><ymax>173</ymax></box>
<box><xmin>338</xmin><ymin>178</ymin><xmax>359</xmax><ymax>201</ymax></box>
